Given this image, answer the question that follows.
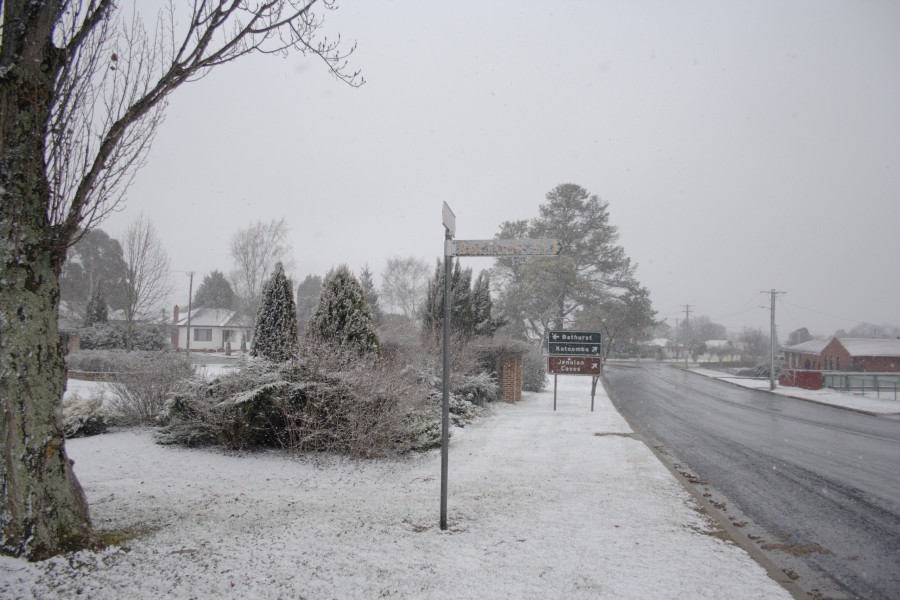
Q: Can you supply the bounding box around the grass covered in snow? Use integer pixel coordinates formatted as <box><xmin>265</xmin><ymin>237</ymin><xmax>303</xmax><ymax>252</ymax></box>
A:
<box><xmin>1</xmin><ymin>378</ymin><xmax>790</xmax><ymax>599</ymax></box>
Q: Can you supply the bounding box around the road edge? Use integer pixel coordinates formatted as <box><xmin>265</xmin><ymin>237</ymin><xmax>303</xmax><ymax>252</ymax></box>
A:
<box><xmin>599</xmin><ymin>366</ymin><xmax>809</xmax><ymax>600</ymax></box>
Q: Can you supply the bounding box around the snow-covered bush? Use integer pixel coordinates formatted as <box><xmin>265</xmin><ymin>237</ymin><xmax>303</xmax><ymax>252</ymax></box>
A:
<box><xmin>158</xmin><ymin>351</ymin><xmax>433</xmax><ymax>456</ymax></box>
<box><xmin>67</xmin><ymin>350</ymin><xmax>123</xmax><ymax>375</ymax></box>
<box><xmin>78</xmin><ymin>324</ymin><xmax>167</xmax><ymax>351</ymax></box>
<box><xmin>78</xmin><ymin>324</ymin><xmax>126</xmax><ymax>350</ymax></box>
<box><xmin>61</xmin><ymin>390</ymin><xmax>108</xmax><ymax>438</ymax></box>
<box><xmin>106</xmin><ymin>352</ymin><xmax>194</xmax><ymax>425</ymax></box>
<box><xmin>452</xmin><ymin>372</ymin><xmax>499</xmax><ymax>405</ymax></box>
<box><xmin>523</xmin><ymin>346</ymin><xmax>548</xmax><ymax>392</ymax></box>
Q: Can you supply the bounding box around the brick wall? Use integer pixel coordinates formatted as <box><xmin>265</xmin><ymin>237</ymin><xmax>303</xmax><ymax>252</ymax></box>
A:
<box><xmin>500</xmin><ymin>354</ymin><xmax>523</xmax><ymax>403</ymax></box>
<box><xmin>852</xmin><ymin>356</ymin><xmax>900</xmax><ymax>372</ymax></box>
<box><xmin>779</xmin><ymin>370</ymin><xmax>823</xmax><ymax>390</ymax></box>
<box><xmin>820</xmin><ymin>338</ymin><xmax>852</xmax><ymax>371</ymax></box>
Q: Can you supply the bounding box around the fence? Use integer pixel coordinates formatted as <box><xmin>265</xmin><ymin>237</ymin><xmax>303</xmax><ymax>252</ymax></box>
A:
<box><xmin>821</xmin><ymin>373</ymin><xmax>900</xmax><ymax>401</ymax></box>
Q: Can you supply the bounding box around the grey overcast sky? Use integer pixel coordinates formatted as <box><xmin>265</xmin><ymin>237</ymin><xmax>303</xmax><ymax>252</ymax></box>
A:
<box><xmin>99</xmin><ymin>0</ymin><xmax>900</xmax><ymax>339</ymax></box>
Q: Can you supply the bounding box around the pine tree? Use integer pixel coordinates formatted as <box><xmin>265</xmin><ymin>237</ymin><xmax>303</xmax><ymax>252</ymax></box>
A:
<box><xmin>451</xmin><ymin>261</ymin><xmax>474</xmax><ymax>337</ymax></box>
<box><xmin>358</xmin><ymin>265</ymin><xmax>383</xmax><ymax>326</ymax></box>
<box><xmin>472</xmin><ymin>271</ymin><xmax>503</xmax><ymax>337</ymax></box>
<box><xmin>193</xmin><ymin>270</ymin><xmax>236</xmax><ymax>309</ymax></box>
<box><xmin>421</xmin><ymin>259</ymin><xmax>476</xmax><ymax>340</ymax></box>
<box><xmin>421</xmin><ymin>260</ymin><xmax>444</xmax><ymax>339</ymax></box>
<box><xmin>308</xmin><ymin>265</ymin><xmax>379</xmax><ymax>356</ymax></box>
<box><xmin>83</xmin><ymin>286</ymin><xmax>109</xmax><ymax>327</ymax></box>
<box><xmin>493</xmin><ymin>183</ymin><xmax>653</xmax><ymax>341</ymax></box>
<box><xmin>296</xmin><ymin>274</ymin><xmax>323</xmax><ymax>335</ymax></box>
<box><xmin>251</xmin><ymin>263</ymin><xmax>298</xmax><ymax>362</ymax></box>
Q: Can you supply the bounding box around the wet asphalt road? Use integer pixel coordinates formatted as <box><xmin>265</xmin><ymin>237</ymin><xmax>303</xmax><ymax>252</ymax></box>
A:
<box><xmin>603</xmin><ymin>362</ymin><xmax>900</xmax><ymax>600</ymax></box>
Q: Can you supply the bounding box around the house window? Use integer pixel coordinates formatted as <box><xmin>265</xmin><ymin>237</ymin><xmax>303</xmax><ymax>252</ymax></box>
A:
<box><xmin>193</xmin><ymin>328</ymin><xmax>212</xmax><ymax>342</ymax></box>
<box><xmin>223</xmin><ymin>330</ymin><xmax>232</xmax><ymax>343</ymax></box>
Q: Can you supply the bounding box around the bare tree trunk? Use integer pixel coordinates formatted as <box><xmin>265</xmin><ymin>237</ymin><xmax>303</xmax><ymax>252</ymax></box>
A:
<box><xmin>1</xmin><ymin>13</ymin><xmax>95</xmax><ymax>554</ymax></box>
<box><xmin>121</xmin><ymin>215</ymin><xmax>173</xmax><ymax>351</ymax></box>
<box><xmin>2</xmin><ymin>0</ymin><xmax>361</xmax><ymax>560</ymax></box>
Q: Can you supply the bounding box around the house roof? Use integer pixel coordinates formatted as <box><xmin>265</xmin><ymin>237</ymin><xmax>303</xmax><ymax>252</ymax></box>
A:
<box><xmin>839</xmin><ymin>338</ymin><xmax>900</xmax><ymax>357</ymax></box>
<box><xmin>783</xmin><ymin>337</ymin><xmax>900</xmax><ymax>358</ymax></box>
<box><xmin>642</xmin><ymin>338</ymin><xmax>676</xmax><ymax>347</ymax></box>
<box><xmin>782</xmin><ymin>338</ymin><xmax>830</xmax><ymax>354</ymax></box>
<box><xmin>704</xmin><ymin>340</ymin><xmax>733</xmax><ymax>349</ymax></box>
<box><xmin>176</xmin><ymin>308</ymin><xmax>249</xmax><ymax>328</ymax></box>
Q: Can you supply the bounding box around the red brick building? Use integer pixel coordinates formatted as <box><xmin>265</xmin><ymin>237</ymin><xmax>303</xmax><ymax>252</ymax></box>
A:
<box><xmin>783</xmin><ymin>338</ymin><xmax>900</xmax><ymax>372</ymax></box>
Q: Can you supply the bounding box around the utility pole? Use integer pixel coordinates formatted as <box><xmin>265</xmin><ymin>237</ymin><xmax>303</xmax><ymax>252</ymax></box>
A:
<box><xmin>185</xmin><ymin>271</ymin><xmax>195</xmax><ymax>355</ymax></box>
<box><xmin>761</xmin><ymin>289</ymin><xmax>785</xmax><ymax>390</ymax></box>
<box><xmin>681</xmin><ymin>304</ymin><xmax>692</xmax><ymax>369</ymax></box>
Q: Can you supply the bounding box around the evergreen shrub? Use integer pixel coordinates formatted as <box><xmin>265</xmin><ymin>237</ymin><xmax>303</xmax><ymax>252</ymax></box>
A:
<box><xmin>78</xmin><ymin>324</ymin><xmax>167</xmax><ymax>351</ymax></box>
<box><xmin>61</xmin><ymin>390</ymin><xmax>108</xmax><ymax>438</ymax></box>
<box><xmin>523</xmin><ymin>346</ymin><xmax>548</xmax><ymax>392</ymax></box>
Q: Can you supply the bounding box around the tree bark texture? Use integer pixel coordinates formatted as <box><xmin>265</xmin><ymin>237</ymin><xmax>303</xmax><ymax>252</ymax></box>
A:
<box><xmin>1</xmin><ymin>1</ymin><xmax>95</xmax><ymax>559</ymax></box>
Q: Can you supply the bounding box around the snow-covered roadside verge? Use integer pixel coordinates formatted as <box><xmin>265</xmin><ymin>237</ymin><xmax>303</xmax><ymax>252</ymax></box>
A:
<box><xmin>690</xmin><ymin>368</ymin><xmax>900</xmax><ymax>415</ymax></box>
<box><xmin>1</xmin><ymin>378</ymin><xmax>790</xmax><ymax>599</ymax></box>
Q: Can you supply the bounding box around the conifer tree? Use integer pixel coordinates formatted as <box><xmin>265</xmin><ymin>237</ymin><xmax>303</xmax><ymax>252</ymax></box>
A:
<box><xmin>193</xmin><ymin>270</ymin><xmax>236</xmax><ymax>310</ymax></box>
<box><xmin>358</xmin><ymin>265</ymin><xmax>384</xmax><ymax>326</ymax></box>
<box><xmin>421</xmin><ymin>259</ymin><xmax>476</xmax><ymax>340</ymax></box>
<box><xmin>296</xmin><ymin>274</ymin><xmax>323</xmax><ymax>335</ymax></box>
<box><xmin>472</xmin><ymin>271</ymin><xmax>503</xmax><ymax>337</ymax></box>
<box><xmin>309</xmin><ymin>265</ymin><xmax>379</xmax><ymax>357</ymax></box>
<box><xmin>251</xmin><ymin>263</ymin><xmax>298</xmax><ymax>362</ymax></box>
<box><xmin>83</xmin><ymin>286</ymin><xmax>109</xmax><ymax>327</ymax></box>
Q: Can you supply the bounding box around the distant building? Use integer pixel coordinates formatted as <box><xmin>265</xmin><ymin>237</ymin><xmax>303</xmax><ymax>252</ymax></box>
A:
<box><xmin>699</xmin><ymin>339</ymin><xmax>741</xmax><ymax>363</ymax></box>
<box><xmin>174</xmin><ymin>306</ymin><xmax>252</xmax><ymax>352</ymax></box>
<box><xmin>782</xmin><ymin>337</ymin><xmax>900</xmax><ymax>372</ymax></box>
<box><xmin>640</xmin><ymin>338</ymin><xmax>680</xmax><ymax>360</ymax></box>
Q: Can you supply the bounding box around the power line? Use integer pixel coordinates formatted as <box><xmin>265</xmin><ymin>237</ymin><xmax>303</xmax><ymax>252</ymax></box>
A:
<box><xmin>781</xmin><ymin>299</ymin><xmax>872</xmax><ymax>326</ymax></box>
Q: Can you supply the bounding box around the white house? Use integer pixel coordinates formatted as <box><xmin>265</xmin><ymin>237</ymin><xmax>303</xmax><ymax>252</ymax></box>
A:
<box><xmin>174</xmin><ymin>306</ymin><xmax>251</xmax><ymax>352</ymax></box>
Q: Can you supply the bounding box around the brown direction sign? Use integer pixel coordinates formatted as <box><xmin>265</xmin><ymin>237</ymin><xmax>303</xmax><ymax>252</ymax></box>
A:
<box><xmin>548</xmin><ymin>356</ymin><xmax>601</xmax><ymax>376</ymax></box>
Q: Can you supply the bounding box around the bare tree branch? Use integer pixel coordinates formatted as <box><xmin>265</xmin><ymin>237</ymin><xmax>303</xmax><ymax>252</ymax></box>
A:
<box><xmin>121</xmin><ymin>214</ymin><xmax>174</xmax><ymax>349</ymax></box>
<box><xmin>229</xmin><ymin>218</ymin><xmax>295</xmax><ymax>319</ymax></box>
<box><xmin>46</xmin><ymin>0</ymin><xmax>363</xmax><ymax>250</ymax></box>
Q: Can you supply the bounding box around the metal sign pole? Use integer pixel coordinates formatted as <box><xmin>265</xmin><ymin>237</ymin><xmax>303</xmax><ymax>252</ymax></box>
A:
<box><xmin>439</xmin><ymin>203</ymin><xmax>559</xmax><ymax>530</ymax></box>
<box><xmin>440</xmin><ymin>207</ymin><xmax>454</xmax><ymax>531</ymax></box>
<box><xmin>553</xmin><ymin>374</ymin><xmax>557</xmax><ymax>411</ymax></box>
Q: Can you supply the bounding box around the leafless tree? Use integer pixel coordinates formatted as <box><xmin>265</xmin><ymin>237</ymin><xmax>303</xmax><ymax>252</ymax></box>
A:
<box><xmin>229</xmin><ymin>218</ymin><xmax>294</xmax><ymax>319</ymax></box>
<box><xmin>0</xmin><ymin>0</ymin><xmax>361</xmax><ymax>560</ymax></box>
<box><xmin>381</xmin><ymin>256</ymin><xmax>430</xmax><ymax>322</ymax></box>
<box><xmin>121</xmin><ymin>215</ymin><xmax>173</xmax><ymax>349</ymax></box>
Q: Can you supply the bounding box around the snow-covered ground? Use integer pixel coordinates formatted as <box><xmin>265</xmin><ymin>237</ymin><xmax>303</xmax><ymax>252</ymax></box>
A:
<box><xmin>1</xmin><ymin>377</ymin><xmax>790</xmax><ymax>599</ymax></box>
<box><xmin>690</xmin><ymin>368</ymin><xmax>900</xmax><ymax>415</ymax></box>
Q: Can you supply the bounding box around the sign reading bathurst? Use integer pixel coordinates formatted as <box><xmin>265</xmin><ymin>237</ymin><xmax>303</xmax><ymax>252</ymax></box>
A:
<box><xmin>548</xmin><ymin>330</ymin><xmax>601</xmax><ymax>344</ymax></box>
<box><xmin>547</xmin><ymin>330</ymin><xmax>602</xmax><ymax>358</ymax></box>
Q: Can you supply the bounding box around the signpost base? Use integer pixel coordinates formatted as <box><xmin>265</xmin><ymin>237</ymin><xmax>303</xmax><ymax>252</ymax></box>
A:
<box><xmin>553</xmin><ymin>375</ymin><xmax>557</xmax><ymax>411</ymax></box>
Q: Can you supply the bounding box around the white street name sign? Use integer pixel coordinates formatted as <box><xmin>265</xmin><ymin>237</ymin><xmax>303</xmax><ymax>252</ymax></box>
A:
<box><xmin>448</xmin><ymin>239</ymin><xmax>562</xmax><ymax>257</ymax></box>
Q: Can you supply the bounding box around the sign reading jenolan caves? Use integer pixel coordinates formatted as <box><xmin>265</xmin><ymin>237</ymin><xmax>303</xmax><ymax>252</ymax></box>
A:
<box><xmin>548</xmin><ymin>356</ymin><xmax>601</xmax><ymax>376</ymax></box>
